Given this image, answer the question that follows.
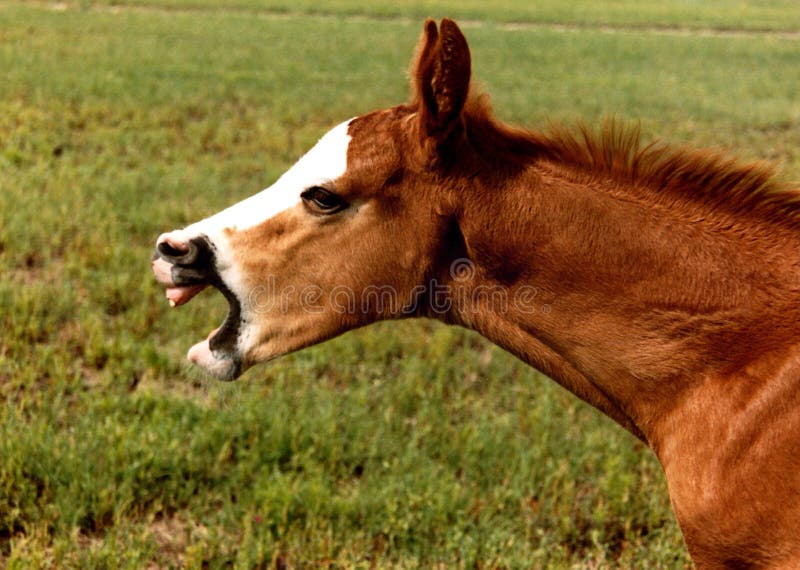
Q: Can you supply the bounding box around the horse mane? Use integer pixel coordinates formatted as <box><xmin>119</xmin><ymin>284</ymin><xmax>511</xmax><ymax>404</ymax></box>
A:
<box><xmin>462</xmin><ymin>93</ymin><xmax>800</xmax><ymax>229</ymax></box>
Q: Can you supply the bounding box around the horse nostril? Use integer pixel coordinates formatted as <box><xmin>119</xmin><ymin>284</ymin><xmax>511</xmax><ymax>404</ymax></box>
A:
<box><xmin>153</xmin><ymin>235</ymin><xmax>215</xmax><ymax>288</ymax></box>
<box><xmin>157</xmin><ymin>240</ymin><xmax>187</xmax><ymax>257</ymax></box>
<box><xmin>156</xmin><ymin>236</ymin><xmax>199</xmax><ymax>266</ymax></box>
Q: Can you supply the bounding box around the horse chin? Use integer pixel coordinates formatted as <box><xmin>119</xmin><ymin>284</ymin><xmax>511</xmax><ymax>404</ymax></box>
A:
<box><xmin>186</xmin><ymin>285</ymin><xmax>246</xmax><ymax>381</ymax></box>
<box><xmin>188</xmin><ymin>332</ymin><xmax>242</xmax><ymax>381</ymax></box>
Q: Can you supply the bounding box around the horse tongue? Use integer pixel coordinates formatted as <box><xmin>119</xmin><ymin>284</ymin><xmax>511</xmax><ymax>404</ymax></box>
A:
<box><xmin>166</xmin><ymin>284</ymin><xmax>207</xmax><ymax>307</ymax></box>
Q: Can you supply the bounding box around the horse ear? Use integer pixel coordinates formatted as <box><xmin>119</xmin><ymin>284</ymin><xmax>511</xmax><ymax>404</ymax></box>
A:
<box><xmin>411</xmin><ymin>18</ymin><xmax>471</xmax><ymax>144</ymax></box>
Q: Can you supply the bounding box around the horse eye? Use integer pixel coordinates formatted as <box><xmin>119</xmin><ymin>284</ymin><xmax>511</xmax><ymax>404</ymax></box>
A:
<box><xmin>301</xmin><ymin>186</ymin><xmax>348</xmax><ymax>215</ymax></box>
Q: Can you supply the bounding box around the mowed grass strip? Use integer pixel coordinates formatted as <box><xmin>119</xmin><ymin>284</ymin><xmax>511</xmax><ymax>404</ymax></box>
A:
<box><xmin>1</xmin><ymin>2</ymin><xmax>798</xmax><ymax>567</ymax></box>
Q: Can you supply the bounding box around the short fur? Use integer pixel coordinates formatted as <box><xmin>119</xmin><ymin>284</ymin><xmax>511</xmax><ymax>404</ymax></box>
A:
<box><xmin>155</xmin><ymin>19</ymin><xmax>800</xmax><ymax>568</ymax></box>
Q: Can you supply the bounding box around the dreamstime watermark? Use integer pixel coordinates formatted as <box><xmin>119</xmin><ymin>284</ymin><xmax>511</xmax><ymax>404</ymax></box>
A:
<box><xmin>246</xmin><ymin>258</ymin><xmax>551</xmax><ymax>317</ymax></box>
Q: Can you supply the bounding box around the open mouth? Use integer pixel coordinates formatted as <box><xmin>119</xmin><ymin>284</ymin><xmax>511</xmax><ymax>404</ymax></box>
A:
<box><xmin>152</xmin><ymin>235</ymin><xmax>243</xmax><ymax>381</ymax></box>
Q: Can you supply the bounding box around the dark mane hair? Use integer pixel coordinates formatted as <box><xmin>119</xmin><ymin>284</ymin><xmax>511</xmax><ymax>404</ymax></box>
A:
<box><xmin>462</xmin><ymin>92</ymin><xmax>800</xmax><ymax>229</ymax></box>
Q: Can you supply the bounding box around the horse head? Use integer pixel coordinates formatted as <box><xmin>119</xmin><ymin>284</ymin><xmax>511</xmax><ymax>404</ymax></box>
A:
<box><xmin>152</xmin><ymin>20</ymin><xmax>473</xmax><ymax>380</ymax></box>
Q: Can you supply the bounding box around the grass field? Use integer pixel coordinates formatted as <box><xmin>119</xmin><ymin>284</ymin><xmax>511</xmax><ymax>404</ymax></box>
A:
<box><xmin>1</xmin><ymin>1</ymin><xmax>799</xmax><ymax>568</ymax></box>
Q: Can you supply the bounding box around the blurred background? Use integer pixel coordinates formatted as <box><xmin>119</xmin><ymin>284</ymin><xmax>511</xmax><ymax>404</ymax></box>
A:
<box><xmin>1</xmin><ymin>1</ymin><xmax>798</xmax><ymax>567</ymax></box>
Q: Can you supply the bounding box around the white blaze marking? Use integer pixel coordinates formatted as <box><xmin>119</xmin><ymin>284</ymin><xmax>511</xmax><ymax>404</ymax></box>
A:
<box><xmin>183</xmin><ymin>119</ymin><xmax>353</xmax><ymax>239</ymax></box>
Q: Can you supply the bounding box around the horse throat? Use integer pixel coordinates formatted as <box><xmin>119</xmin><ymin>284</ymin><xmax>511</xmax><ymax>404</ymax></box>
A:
<box><xmin>443</xmin><ymin>165</ymin><xmax>800</xmax><ymax>445</ymax></box>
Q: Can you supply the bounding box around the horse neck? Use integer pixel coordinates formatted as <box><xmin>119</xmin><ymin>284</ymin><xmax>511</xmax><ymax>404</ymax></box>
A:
<box><xmin>445</xmin><ymin>162</ymin><xmax>800</xmax><ymax>445</ymax></box>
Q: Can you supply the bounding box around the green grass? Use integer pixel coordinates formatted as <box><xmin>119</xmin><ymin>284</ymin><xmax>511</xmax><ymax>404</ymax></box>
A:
<box><xmin>1</xmin><ymin>1</ymin><xmax>798</xmax><ymax>567</ymax></box>
<box><xmin>84</xmin><ymin>0</ymin><xmax>800</xmax><ymax>32</ymax></box>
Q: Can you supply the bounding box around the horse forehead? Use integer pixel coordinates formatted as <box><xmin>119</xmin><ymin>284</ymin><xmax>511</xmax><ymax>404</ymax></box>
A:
<box><xmin>289</xmin><ymin>119</ymin><xmax>354</xmax><ymax>181</ymax></box>
<box><xmin>340</xmin><ymin>109</ymin><xmax>408</xmax><ymax>180</ymax></box>
<box><xmin>349</xmin><ymin>108</ymin><xmax>408</xmax><ymax>145</ymax></box>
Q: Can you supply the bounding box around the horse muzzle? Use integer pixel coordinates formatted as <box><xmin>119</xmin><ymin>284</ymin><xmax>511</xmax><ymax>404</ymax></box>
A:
<box><xmin>152</xmin><ymin>232</ymin><xmax>244</xmax><ymax>381</ymax></box>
